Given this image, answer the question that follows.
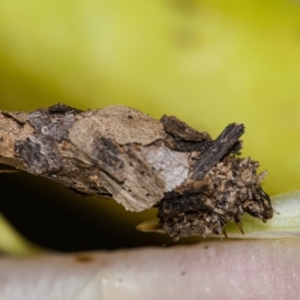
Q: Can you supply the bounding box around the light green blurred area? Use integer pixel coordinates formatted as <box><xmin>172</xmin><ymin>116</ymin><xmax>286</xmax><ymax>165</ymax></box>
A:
<box><xmin>0</xmin><ymin>212</ymin><xmax>41</xmax><ymax>254</ymax></box>
<box><xmin>1</xmin><ymin>0</ymin><xmax>300</xmax><ymax>253</ymax></box>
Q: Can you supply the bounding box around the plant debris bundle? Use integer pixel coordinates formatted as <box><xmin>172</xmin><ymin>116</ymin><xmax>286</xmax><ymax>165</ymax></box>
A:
<box><xmin>0</xmin><ymin>104</ymin><xmax>274</xmax><ymax>240</ymax></box>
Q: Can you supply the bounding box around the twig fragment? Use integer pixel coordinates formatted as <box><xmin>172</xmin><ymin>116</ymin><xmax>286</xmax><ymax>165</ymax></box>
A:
<box><xmin>0</xmin><ymin>104</ymin><xmax>274</xmax><ymax>239</ymax></box>
<box><xmin>190</xmin><ymin>123</ymin><xmax>244</xmax><ymax>181</ymax></box>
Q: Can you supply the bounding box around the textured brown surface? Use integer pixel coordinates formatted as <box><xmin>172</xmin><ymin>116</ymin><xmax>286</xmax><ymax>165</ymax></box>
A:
<box><xmin>0</xmin><ymin>104</ymin><xmax>273</xmax><ymax>238</ymax></box>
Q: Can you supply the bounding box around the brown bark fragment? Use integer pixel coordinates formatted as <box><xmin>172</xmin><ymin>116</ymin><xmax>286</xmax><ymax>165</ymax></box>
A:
<box><xmin>69</xmin><ymin>106</ymin><xmax>164</xmax><ymax>147</ymax></box>
<box><xmin>0</xmin><ymin>104</ymin><xmax>274</xmax><ymax>238</ymax></box>
<box><xmin>100</xmin><ymin>147</ymin><xmax>165</xmax><ymax>211</ymax></box>
<box><xmin>91</xmin><ymin>136</ymin><xmax>125</xmax><ymax>183</ymax></box>
<box><xmin>15</xmin><ymin>134</ymin><xmax>63</xmax><ymax>174</ymax></box>
<box><xmin>161</xmin><ymin>115</ymin><xmax>211</xmax><ymax>141</ymax></box>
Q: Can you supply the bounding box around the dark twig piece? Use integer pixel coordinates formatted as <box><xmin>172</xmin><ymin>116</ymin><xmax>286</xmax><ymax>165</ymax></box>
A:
<box><xmin>190</xmin><ymin>123</ymin><xmax>245</xmax><ymax>181</ymax></box>
<box><xmin>0</xmin><ymin>104</ymin><xmax>274</xmax><ymax>239</ymax></box>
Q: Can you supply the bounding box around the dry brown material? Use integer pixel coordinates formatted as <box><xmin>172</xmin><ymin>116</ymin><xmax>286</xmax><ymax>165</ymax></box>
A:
<box><xmin>0</xmin><ymin>104</ymin><xmax>273</xmax><ymax>239</ymax></box>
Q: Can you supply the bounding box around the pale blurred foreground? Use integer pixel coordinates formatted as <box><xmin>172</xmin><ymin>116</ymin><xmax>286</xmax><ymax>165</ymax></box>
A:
<box><xmin>0</xmin><ymin>239</ymin><xmax>300</xmax><ymax>300</ymax></box>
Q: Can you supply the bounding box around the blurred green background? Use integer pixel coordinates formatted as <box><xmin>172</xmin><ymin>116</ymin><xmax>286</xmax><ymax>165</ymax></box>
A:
<box><xmin>1</xmin><ymin>0</ymin><xmax>300</xmax><ymax>253</ymax></box>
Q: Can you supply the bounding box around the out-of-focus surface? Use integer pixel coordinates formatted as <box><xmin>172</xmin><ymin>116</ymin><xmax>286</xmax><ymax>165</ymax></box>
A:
<box><xmin>0</xmin><ymin>0</ymin><xmax>300</xmax><ymax>252</ymax></box>
<box><xmin>1</xmin><ymin>239</ymin><xmax>300</xmax><ymax>300</ymax></box>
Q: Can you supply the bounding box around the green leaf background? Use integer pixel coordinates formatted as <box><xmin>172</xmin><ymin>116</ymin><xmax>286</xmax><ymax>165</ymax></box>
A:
<box><xmin>1</xmin><ymin>0</ymin><xmax>300</xmax><ymax>253</ymax></box>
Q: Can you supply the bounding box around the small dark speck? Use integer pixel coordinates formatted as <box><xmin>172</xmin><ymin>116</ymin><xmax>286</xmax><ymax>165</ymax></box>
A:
<box><xmin>204</xmin><ymin>245</ymin><xmax>208</xmax><ymax>249</ymax></box>
<box><xmin>146</xmin><ymin>193</ymin><xmax>150</xmax><ymax>197</ymax></box>
<box><xmin>140</xmin><ymin>170</ymin><xmax>145</xmax><ymax>175</ymax></box>
<box><xmin>127</xmin><ymin>115</ymin><xmax>133</xmax><ymax>119</ymax></box>
<box><xmin>0</xmin><ymin>136</ymin><xmax>3</xmax><ymax>142</ymax></box>
<box><xmin>181</xmin><ymin>271</ymin><xmax>186</xmax><ymax>276</ymax></box>
<box><xmin>74</xmin><ymin>254</ymin><xmax>95</xmax><ymax>263</ymax></box>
